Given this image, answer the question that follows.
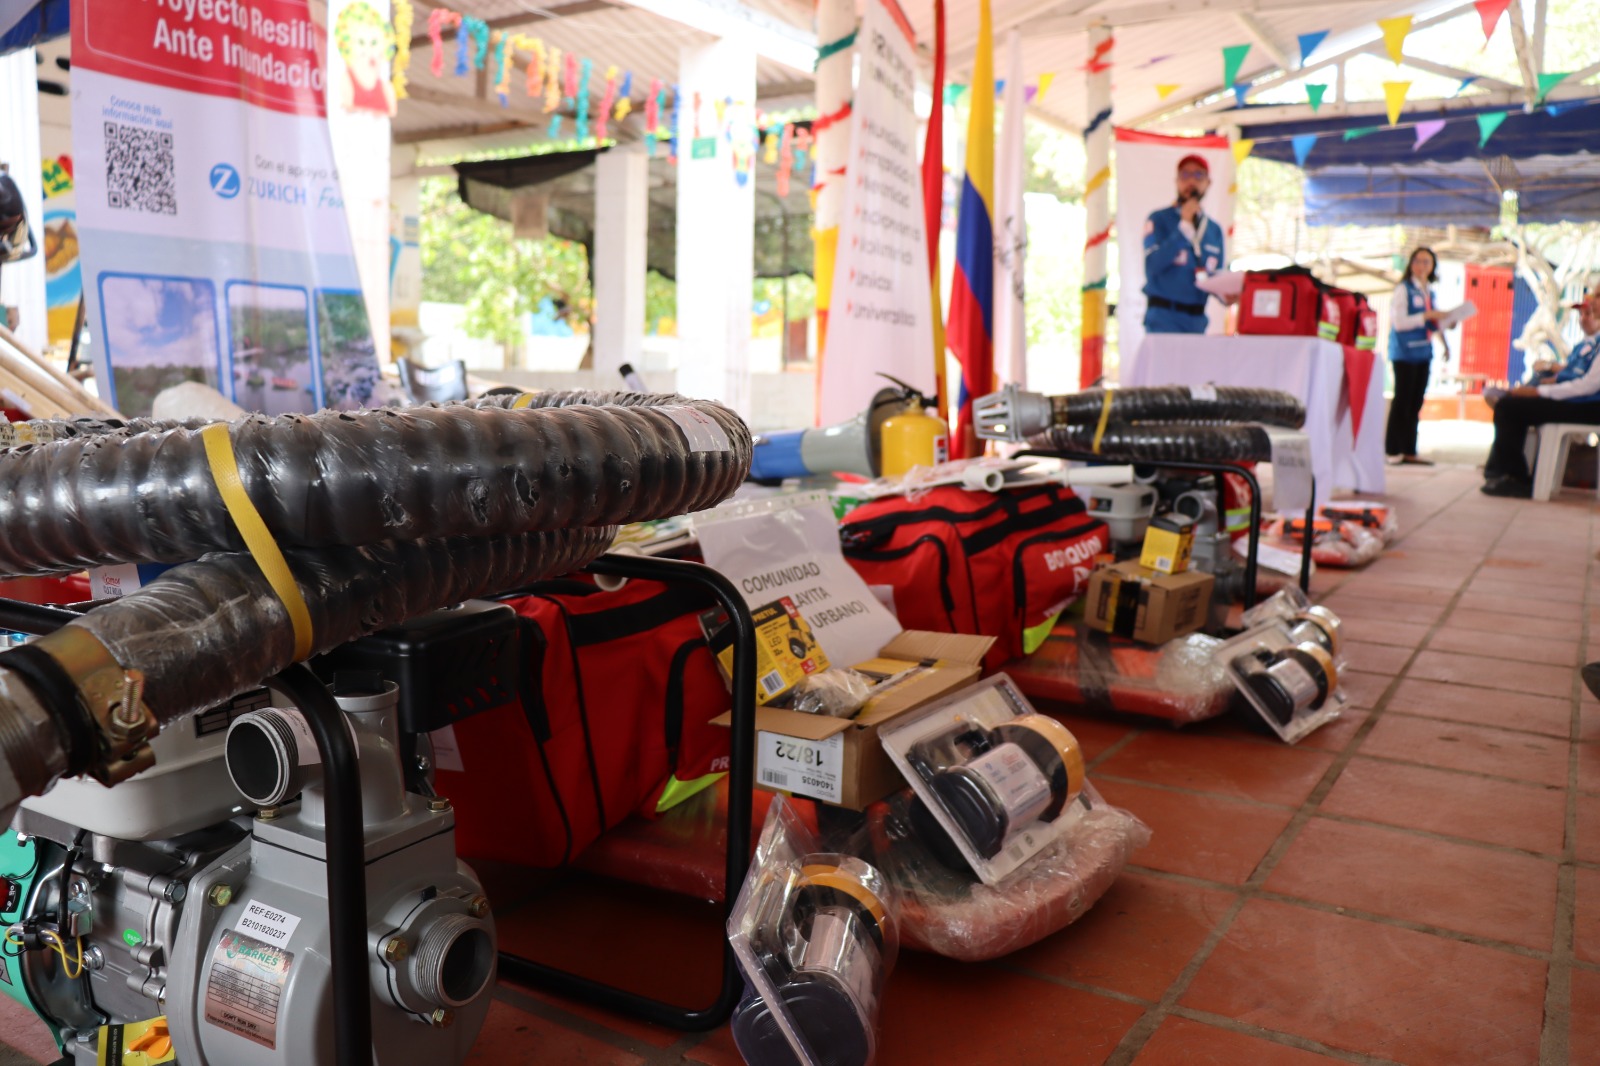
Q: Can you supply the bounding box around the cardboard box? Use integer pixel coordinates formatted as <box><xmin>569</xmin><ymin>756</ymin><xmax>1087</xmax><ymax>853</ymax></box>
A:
<box><xmin>1140</xmin><ymin>514</ymin><xmax>1195</xmax><ymax>575</ymax></box>
<box><xmin>1086</xmin><ymin>560</ymin><xmax>1213</xmax><ymax>644</ymax></box>
<box><xmin>710</xmin><ymin>631</ymin><xmax>994</xmax><ymax>809</ymax></box>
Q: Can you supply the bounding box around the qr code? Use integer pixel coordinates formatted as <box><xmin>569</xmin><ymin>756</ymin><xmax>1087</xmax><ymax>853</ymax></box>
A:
<box><xmin>104</xmin><ymin>122</ymin><xmax>176</xmax><ymax>215</ymax></box>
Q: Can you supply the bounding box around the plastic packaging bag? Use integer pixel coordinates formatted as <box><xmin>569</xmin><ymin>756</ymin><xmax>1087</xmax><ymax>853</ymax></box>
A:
<box><xmin>861</xmin><ymin>783</ymin><xmax>1149</xmax><ymax>961</ymax></box>
<box><xmin>1007</xmin><ymin>621</ymin><xmax>1234</xmax><ymax>724</ymax></box>
<box><xmin>790</xmin><ymin>669</ymin><xmax>875</xmax><ymax>718</ymax></box>
<box><xmin>1218</xmin><ymin>619</ymin><xmax>1345</xmax><ymax>743</ymax></box>
<box><xmin>728</xmin><ymin>796</ymin><xmax>898</xmax><ymax>1066</ymax></box>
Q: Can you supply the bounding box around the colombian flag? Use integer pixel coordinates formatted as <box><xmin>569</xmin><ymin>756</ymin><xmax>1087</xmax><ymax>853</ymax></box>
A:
<box><xmin>947</xmin><ymin>0</ymin><xmax>994</xmax><ymax>458</ymax></box>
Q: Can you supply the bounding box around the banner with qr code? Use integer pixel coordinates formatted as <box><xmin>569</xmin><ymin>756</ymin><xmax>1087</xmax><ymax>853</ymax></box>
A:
<box><xmin>70</xmin><ymin>0</ymin><xmax>386</xmax><ymax>417</ymax></box>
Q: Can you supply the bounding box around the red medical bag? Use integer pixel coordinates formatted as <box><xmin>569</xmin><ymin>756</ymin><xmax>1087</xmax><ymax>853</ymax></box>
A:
<box><xmin>1318</xmin><ymin>288</ymin><xmax>1378</xmax><ymax>349</ymax></box>
<box><xmin>839</xmin><ymin>485</ymin><xmax>1109</xmax><ymax>669</ymax></box>
<box><xmin>1237</xmin><ymin>267</ymin><xmax>1324</xmax><ymax>337</ymax></box>
<box><xmin>436</xmin><ymin>577</ymin><xmax>733</xmax><ymax>869</ymax></box>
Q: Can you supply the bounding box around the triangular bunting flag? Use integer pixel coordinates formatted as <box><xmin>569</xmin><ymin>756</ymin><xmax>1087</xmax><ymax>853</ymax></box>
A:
<box><xmin>1377</xmin><ymin>15</ymin><xmax>1412</xmax><ymax>64</ymax></box>
<box><xmin>1292</xmin><ymin>134</ymin><xmax>1318</xmax><ymax>167</ymax></box>
<box><xmin>995</xmin><ymin>80</ymin><xmax>1005</xmax><ymax>94</ymax></box>
<box><xmin>1474</xmin><ymin>0</ymin><xmax>1510</xmax><ymax>43</ymax></box>
<box><xmin>1232</xmin><ymin>139</ymin><xmax>1255</xmax><ymax>165</ymax></box>
<box><xmin>1156</xmin><ymin>83</ymin><xmax>1180</xmax><ymax>100</ymax></box>
<box><xmin>1232</xmin><ymin>84</ymin><xmax>1249</xmax><ymax>108</ymax></box>
<box><xmin>1025</xmin><ymin>85</ymin><xmax>1037</xmax><ymax>103</ymax></box>
<box><xmin>1343</xmin><ymin>126</ymin><xmax>1379</xmax><ymax>141</ymax></box>
<box><xmin>1455</xmin><ymin>75</ymin><xmax>1481</xmax><ymax>97</ymax></box>
<box><xmin>1222</xmin><ymin>43</ymin><xmax>1251</xmax><ymax>88</ymax></box>
<box><xmin>1297</xmin><ymin>30</ymin><xmax>1328</xmax><ymax>67</ymax></box>
<box><xmin>1037</xmin><ymin>73</ymin><xmax>1056</xmax><ymax>99</ymax></box>
<box><xmin>1413</xmin><ymin>119</ymin><xmax>1446</xmax><ymax>149</ymax></box>
<box><xmin>1307</xmin><ymin>83</ymin><xmax>1328</xmax><ymax>112</ymax></box>
<box><xmin>1547</xmin><ymin>102</ymin><xmax>1572</xmax><ymax>117</ymax></box>
<box><xmin>944</xmin><ymin>83</ymin><xmax>967</xmax><ymax>104</ymax></box>
<box><xmin>1536</xmin><ymin>71</ymin><xmax>1569</xmax><ymax>104</ymax></box>
<box><xmin>1383</xmin><ymin>81</ymin><xmax>1411</xmax><ymax>125</ymax></box>
<box><xmin>1477</xmin><ymin>110</ymin><xmax>1508</xmax><ymax>145</ymax></box>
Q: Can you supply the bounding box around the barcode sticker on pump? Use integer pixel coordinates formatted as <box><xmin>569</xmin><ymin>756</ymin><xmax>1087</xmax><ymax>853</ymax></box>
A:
<box><xmin>757</xmin><ymin>730</ymin><xmax>844</xmax><ymax>803</ymax></box>
<box><xmin>661</xmin><ymin>406</ymin><xmax>731</xmax><ymax>452</ymax></box>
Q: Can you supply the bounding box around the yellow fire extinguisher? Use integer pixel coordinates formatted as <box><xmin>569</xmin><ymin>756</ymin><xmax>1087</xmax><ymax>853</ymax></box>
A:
<box><xmin>876</xmin><ymin>374</ymin><xmax>950</xmax><ymax>477</ymax></box>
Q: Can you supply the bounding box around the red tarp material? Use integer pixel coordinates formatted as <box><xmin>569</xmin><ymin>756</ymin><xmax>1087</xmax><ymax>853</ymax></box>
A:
<box><xmin>1005</xmin><ymin>620</ymin><xmax>1234</xmax><ymax>724</ymax></box>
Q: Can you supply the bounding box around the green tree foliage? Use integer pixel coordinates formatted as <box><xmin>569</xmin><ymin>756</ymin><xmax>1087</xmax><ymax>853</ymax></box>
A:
<box><xmin>420</xmin><ymin>177</ymin><xmax>593</xmax><ymax>348</ymax></box>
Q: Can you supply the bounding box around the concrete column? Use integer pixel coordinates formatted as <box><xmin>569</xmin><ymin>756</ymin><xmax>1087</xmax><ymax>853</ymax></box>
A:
<box><xmin>592</xmin><ymin>146</ymin><xmax>649</xmax><ymax>379</ymax></box>
<box><xmin>674</xmin><ymin>39</ymin><xmax>755</xmax><ymax>415</ymax></box>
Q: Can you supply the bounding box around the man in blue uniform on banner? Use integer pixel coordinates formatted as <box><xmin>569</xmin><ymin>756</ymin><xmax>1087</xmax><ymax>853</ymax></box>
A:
<box><xmin>1143</xmin><ymin>154</ymin><xmax>1226</xmax><ymax>334</ymax></box>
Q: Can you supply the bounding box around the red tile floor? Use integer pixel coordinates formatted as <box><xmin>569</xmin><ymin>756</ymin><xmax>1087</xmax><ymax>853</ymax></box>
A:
<box><xmin>2</xmin><ymin>461</ymin><xmax>1597</xmax><ymax>1065</ymax></box>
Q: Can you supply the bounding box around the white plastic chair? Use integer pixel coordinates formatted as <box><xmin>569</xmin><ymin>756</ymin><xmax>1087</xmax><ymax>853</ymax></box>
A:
<box><xmin>1531</xmin><ymin>423</ymin><xmax>1600</xmax><ymax>501</ymax></box>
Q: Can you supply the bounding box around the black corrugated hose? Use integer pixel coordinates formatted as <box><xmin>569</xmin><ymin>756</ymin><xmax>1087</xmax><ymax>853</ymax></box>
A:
<box><xmin>1030</xmin><ymin>421</ymin><xmax>1280</xmax><ymax>463</ymax></box>
<box><xmin>1049</xmin><ymin>386</ymin><xmax>1305</xmax><ymax>429</ymax></box>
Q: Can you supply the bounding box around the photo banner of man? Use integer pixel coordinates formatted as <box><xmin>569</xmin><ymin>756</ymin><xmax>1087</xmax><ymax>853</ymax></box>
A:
<box><xmin>1114</xmin><ymin>129</ymin><xmax>1233</xmax><ymax>382</ymax></box>
<box><xmin>70</xmin><ymin>0</ymin><xmax>385</xmax><ymax>417</ymax></box>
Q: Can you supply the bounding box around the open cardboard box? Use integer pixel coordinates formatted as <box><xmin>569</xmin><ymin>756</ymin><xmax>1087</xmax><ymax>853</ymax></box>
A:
<box><xmin>711</xmin><ymin>630</ymin><xmax>994</xmax><ymax>810</ymax></box>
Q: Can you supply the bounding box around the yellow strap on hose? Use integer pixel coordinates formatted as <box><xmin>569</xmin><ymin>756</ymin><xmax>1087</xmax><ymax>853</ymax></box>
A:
<box><xmin>1091</xmin><ymin>389</ymin><xmax>1114</xmax><ymax>454</ymax></box>
<box><xmin>510</xmin><ymin>392</ymin><xmax>535</xmax><ymax>409</ymax></box>
<box><xmin>201</xmin><ymin>424</ymin><xmax>315</xmax><ymax>661</ymax></box>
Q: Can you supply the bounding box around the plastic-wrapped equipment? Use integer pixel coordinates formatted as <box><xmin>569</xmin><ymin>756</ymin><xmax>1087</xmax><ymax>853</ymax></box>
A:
<box><xmin>0</xmin><ymin>390</ymin><xmax>751</xmax><ymax>821</ymax></box>
<box><xmin>790</xmin><ymin>669</ymin><xmax>876</xmax><ymax>718</ymax></box>
<box><xmin>862</xmin><ymin>784</ymin><xmax>1148</xmax><ymax>962</ymax></box>
<box><xmin>730</xmin><ymin>797</ymin><xmax>898</xmax><ymax>1066</ymax></box>
<box><xmin>1264</xmin><ymin>515</ymin><xmax>1384</xmax><ymax>569</ymax></box>
<box><xmin>1220</xmin><ymin>618</ymin><xmax>1345</xmax><ymax>743</ymax></box>
<box><xmin>1006</xmin><ymin>620</ymin><xmax>1233</xmax><ymax>724</ymax></box>
<box><xmin>973</xmin><ymin>383</ymin><xmax>1306</xmax><ymax>443</ymax></box>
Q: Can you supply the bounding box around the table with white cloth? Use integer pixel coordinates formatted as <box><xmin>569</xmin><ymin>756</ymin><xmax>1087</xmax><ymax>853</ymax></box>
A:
<box><xmin>1125</xmin><ymin>335</ymin><xmax>1386</xmax><ymax>506</ymax></box>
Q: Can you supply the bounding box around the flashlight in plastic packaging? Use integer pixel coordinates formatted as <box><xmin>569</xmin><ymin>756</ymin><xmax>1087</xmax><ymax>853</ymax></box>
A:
<box><xmin>906</xmin><ymin>714</ymin><xmax>1085</xmax><ymax>861</ymax></box>
<box><xmin>1220</xmin><ymin>618</ymin><xmax>1344</xmax><ymax>743</ymax></box>
<box><xmin>730</xmin><ymin>800</ymin><xmax>898</xmax><ymax>1066</ymax></box>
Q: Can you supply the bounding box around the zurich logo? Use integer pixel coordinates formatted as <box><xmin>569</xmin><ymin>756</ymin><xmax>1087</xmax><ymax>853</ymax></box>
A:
<box><xmin>209</xmin><ymin>164</ymin><xmax>240</xmax><ymax>199</ymax></box>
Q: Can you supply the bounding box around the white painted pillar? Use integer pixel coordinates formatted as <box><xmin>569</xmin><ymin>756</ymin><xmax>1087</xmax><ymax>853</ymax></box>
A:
<box><xmin>674</xmin><ymin>39</ymin><xmax>755</xmax><ymax>414</ymax></box>
<box><xmin>592</xmin><ymin>146</ymin><xmax>649</xmax><ymax>380</ymax></box>
<box><xmin>0</xmin><ymin>48</ymin><xmax>47</xmax><ymax>353</ymax></box>
<box><xmin>389</xmin><ymin>144</ymin><xmax>423</xmax><ymax>361</ymax></box>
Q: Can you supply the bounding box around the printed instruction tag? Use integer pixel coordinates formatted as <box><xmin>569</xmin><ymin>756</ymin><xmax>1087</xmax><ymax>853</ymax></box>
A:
<box><xmin>236</xmin><ymin>899</ymin><xmax>302</xmax><ymax>949</ymax></box>
<box><xmin>204</xmin><ymin>930</ymin><xmax>292</xmax><ymax>1050</ymax></box>
<box><xmin>1188</xmin><ymin>383</ymin><xmax>1218</xmax><ymax>402</ymax></box>
<box><xmin>756</xmin><ymin>730</ymin><xmax>844</xmax><ymax>803</ymax></box>
<box><xmin>430</xmin><ymin>725</ymin><xmax>465</xmax><ymax>773</ymax></box>
<box><xmin>1262</xmin><ymin>427</ymin><xmax>1314</xmax><ymax>513</ymax></box>
<box><xmin>661</xmin><ymin>406</ymin><xmax>731</xmax><ymax>452</ymax></box>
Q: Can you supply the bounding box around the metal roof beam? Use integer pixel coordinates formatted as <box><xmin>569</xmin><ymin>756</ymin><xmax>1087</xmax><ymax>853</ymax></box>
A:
<box><xmin>946</xmin><ymin>0</ymin><xmax>1101</xmax><ymax>71</ymax></box>
<box><xmin>1021</xmin><ymin>0</ymin><xmax>1389</xmax><ymax>38</ymax></box>
<box><xmin>1234</xmin><ymin>11</ymin><xmax>1290</xmax><ymax>72</ymax></box>
<box><xmin>1167</xmin><ymin>81</ymin><xmax>1599</xmax><ymax>128</ymax></box>
<box><xmin>608</xmin><ymin>0</ymin><xmax>816</xmax><ymax>73</ymax></box>
<box><xmin>408</xmin><ymin>0</ymin><xmax>617</xmax><ymax>47</ymax></box>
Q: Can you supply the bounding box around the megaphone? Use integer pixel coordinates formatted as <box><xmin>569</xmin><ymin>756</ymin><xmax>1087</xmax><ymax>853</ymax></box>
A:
<box><xmin>747</xmin><ymin>387</ymin><xmax>902</xmax><ymax>482</ymax></box>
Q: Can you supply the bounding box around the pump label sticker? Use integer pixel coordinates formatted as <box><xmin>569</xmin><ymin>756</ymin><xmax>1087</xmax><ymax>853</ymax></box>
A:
<box><xmin>236</xmin><ymin>899</ymin><xmax>302</xmax><ymax>949</ymax></box>
<box><xmin>757</xmin><ymin>730</ymin><xmax>844</xmax><ymax>803</ymax></box>
<box><xmin>660</xmin><ymin>406</ymin><xmax>732</xmax><ymax>453</ymax></box>
<box><xmin>204</xmin><ymin>930</ymin><xmax>292</xmax><ymax>1050</ymax></box>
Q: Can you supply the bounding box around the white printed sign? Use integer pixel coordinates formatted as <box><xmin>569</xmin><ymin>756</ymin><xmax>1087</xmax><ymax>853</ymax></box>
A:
<box><xmin>1263</xmin><ymin>427</ymin><xmax>1314</xmax><ymax>513</ymax></box>
<box><xmin>756</xmin><ymin>730</ymin><xmax>844</xmax><ymax>803</ymax></box>
<box><xmin>236</xmin><ymin>898</ymin><xmax>302</xmax><ymax>949</ymax></box>
<box><xmin>695</xmin><ymin>495</ymin><xmax>901</xmax><ymax>667</ymax></box>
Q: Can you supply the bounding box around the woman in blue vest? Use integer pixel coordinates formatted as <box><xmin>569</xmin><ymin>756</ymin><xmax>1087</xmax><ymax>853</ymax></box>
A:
<box><xmin>1384</xmin><ymin>247</ymin><xmax>1448</xmax><ymax>464</ymax></box>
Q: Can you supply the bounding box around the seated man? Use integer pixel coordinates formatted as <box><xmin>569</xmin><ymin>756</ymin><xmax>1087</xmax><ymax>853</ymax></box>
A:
<box><xmin>1483</xmin><ymin>295</ymin><xmax>1600</xmax><ymax>497</ymax></box>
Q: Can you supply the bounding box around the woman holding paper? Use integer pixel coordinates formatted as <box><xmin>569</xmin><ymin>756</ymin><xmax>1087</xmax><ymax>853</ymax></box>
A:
<box><xmin>1384</xmin><ymin>247</ymin><xmax>1453</xmax><ymax>465</ymax></box>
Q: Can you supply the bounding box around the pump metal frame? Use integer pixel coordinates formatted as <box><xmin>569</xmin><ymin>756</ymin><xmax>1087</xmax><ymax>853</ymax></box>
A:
<box><xmin>493</xmin><ymin>553</ymin><xmax>758</xmax><ymax>1031</ymax></box>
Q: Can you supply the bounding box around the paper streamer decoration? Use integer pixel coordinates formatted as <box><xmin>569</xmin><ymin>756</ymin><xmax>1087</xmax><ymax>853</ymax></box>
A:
<box><xmin>493</xmin><ymin>33</ymin><xmax>512</xmax><ymax>104</ymax></box>
<box><xmin>575</xmin><ymin>58</ymin><xmax>592</xmax><ymax>142</ymax></box>
<box><xmin>1156</xmin><ymin>83</ymin><xmax>1179</xmax><ymax>100</ymax></box>
<box><xmin>1383</xmin><ymin>81</ymin><xmax>1410</xmax><ymax>125</ymax></box>
<box><xmin>454</xmin><ymin>17</ymin><xmax>471</xmax><ymax>75</ymax></box>
<box><xmin>1292</xmin><ymin>134</ymin><xmax>1317</xmax><ymax>166</ymax></box>
<box><xmin>1413</xmin><ymin>119</ymin><xmax>1446</xmax><ymax>149</ymax></box>
<box><xmin>1474</xmin><ymin>0</ymin><xmax>1510</xmax><ymax>43</ymax></box>
<box><xmin>392</xmin><ymin>0</ymin><xmax>413</xmax><ymax>98</ymax></box>
<box><xmin>1477</xmin><ymin>111</ymin><xmax>1508</xmax><ymax>146</ymax></box>
<box><xmin>548</xmin><ymin>115</ymin><xmax>562</xmax><ymax>139</ymax></box>
<box><xmin>1536</xmin><ymin>72</ymin><xmax>1569</xmax><ymax>104</ymax></box>
<box><xmin>427</xmin><ymin>8</ymin><xmax>460</xmax><ymax>78</ymax></box>
<box><xmin>669</xmin><ymin>83</ymin><xmax>681</xmax><ymax>162</ymax></box>
<box><xmin>777</xmin><ymin>124</ymin><xmax>794</xmax><ymax>197</ymax></box>
<box><xmin>1343</xmin><ymin>126</ymin><xmax>1379</xmax><ymax>141</ymax></box>
<box><xmin>1377</xmin><ymin>15</ymin><xmax>1411</xmax><ymax>64</ymax></box>
<box><xmin>526</xmin><ymin>38</ymin><xmax>544</xmax><ymax>98</ymax></box>
<box><xmin>644</xmin><ymin>77</ymin><xmax>661</xmax><ymax>153</ymax></box>
<box><xmin>1222</xmin><ymin>43</ymin><xmax>1251</xmax><ymax>88</ymax></box>
<box><xmin>1232</xmin><ymin>139</ymin><xmax>1255</xmax><ymax>165</ymax></box>
<box><xmin>597</xmin><ymin>66</ymin><xmax>617</xmax><ymax>140</ymax></box>
<box><xmin>1296</xmin><ymin>30</ymin><xmax>1327</xmax><ymax>66</ymax></box>
<box><xmin>564</xmin><ymin>51</ymin><xmax>578</xmax><ymax>101</ymax></box>
<box><xmin>615</xmin><ymin>72</ymin><xmax>633</xmax><ymax>121</ymax></box>
<box><xmin>1307</xmin><ymin>83</ymin><xmax>1328</xmax><ymax>112</ymax></box>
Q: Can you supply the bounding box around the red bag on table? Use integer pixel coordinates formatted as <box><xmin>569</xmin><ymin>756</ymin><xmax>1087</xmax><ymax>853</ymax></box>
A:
<box><xmin>839</xmin><ymin>485</ymin><xmax>1109</xmax><ymax>670</ymax></box>
<box><xmin>1238</xmin><ymin>267</ymin><xmax>1324</xmax><ymax>337</ymax></box>
<box><xmin>1319</xmin><ymin>288</ymin><xmax>1377</xmax><ymax>349</ymax></box>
